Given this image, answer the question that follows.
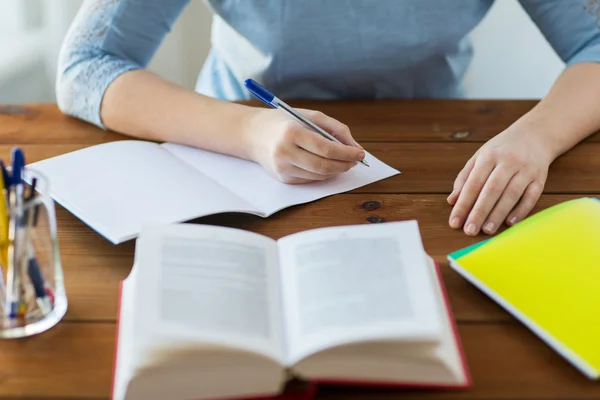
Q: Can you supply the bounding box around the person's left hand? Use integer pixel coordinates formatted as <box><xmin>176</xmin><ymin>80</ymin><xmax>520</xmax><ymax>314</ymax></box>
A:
<box><xmin>447</xmin><ymin>126</ymin><xmax>555</xmax><ymax>236</ymax></box>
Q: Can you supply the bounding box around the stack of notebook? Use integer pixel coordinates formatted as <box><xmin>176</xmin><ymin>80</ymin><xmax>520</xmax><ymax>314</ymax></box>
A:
<box><xmin>448</xmin><ymin>197</ymin><xmax>600</xmax><ymax>380</ymax></box>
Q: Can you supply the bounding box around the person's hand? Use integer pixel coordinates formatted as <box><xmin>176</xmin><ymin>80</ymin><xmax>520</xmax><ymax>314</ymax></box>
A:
<box><xmin>447</xmin><ymin>127</ymin><xmax>555</xmax><ymax>236</ymax></box>
<box><xmin>244</xmin><ymin>108</ymin><xmax>365</xmax><ymax>184</ymax></box>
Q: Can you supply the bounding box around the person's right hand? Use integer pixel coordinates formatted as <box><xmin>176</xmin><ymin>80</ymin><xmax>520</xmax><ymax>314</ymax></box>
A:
<box><xmin>244</xmin><ymin>108</ymin><xmax>366</xmax><ymax>184</ymax></box>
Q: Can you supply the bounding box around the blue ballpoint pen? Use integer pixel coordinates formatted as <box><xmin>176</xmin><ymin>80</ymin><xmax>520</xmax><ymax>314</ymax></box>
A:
<box><xmin>27</xmin><ymin>247</ymin><xmax>52</xmax><ymax>315</ymax></box>
<box><xmin>244</xmin><ymin>78</ymin><xmax>369</xmax><ymax>167</ymax></box>
<box><xmin>6</xmin><ymin>148</ymin><xmax>25</xmax><ymax>318</ymax></box>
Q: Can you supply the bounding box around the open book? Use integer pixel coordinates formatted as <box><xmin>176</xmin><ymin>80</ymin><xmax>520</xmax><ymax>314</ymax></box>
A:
<box><xmin>27</xmin><ymin>140</ymin><xmax>399</xmax><ymax>244</ymax></box>
<box><xmin>112</xmin><ymin>221</ymin><xmax>470</xmax><ymax>400</ymax></box>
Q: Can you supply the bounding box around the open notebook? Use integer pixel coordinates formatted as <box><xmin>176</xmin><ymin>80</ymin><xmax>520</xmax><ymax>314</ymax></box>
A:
<box><xmin>448</xmin><ymin>197</ymin><xmax>600</xmax><ymax>379</ymax></box>
<box><xmin>27</xmin><ymin>140</ymin><xmax>399</xmax><ymax>244</ymax></box>
<box><xmin>112</xmin><ymin>221</ymin><xmax>470</xmax><ymax>400</ymax></box>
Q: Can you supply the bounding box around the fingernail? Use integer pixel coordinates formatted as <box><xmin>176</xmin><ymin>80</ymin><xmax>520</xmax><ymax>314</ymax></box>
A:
<box><xmin>509</xmin><ymin>216</ymin><xmax>518</xmax><ymax>225</ymax></box>
<box><xmin>358</xmin><ymin>151</ymin><xmax>365</xmax><ymax>159</ymax></box>
<box><xmin>465</xmin><ymin>223</ymin><xmax>477</xmax><ymax>236</ymax></box>
<box><xmin>484</xmin><ymin>221</ymin><xmax>495</xmax><ymax>234</ymax></box>
<box><xmin>450</xmin><ymin>217</ymin><xmax>461</xmax><ymax>228</ymax></box>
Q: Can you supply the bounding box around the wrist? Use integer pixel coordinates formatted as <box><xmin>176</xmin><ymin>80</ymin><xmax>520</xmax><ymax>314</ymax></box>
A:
<box><xmin>185</xmin><ymin>100</ymin><xmax>266</xmax><ymax>161</ymax></box>
<box><xmin>511</xmin><ymin>108</ymin><xmax>567</xmax><ymax>163</ymax></box>
<box><xmin>241</xmin><ymin>107</ymin><xmax>272</xmax><ymax>163</ymax></box>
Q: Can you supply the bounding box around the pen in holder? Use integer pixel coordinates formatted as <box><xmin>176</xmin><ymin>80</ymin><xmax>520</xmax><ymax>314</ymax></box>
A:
<box><xmin>0</xmin><ymin>166</ymin><xmax>67</xmax><ymax>338</ymax></box>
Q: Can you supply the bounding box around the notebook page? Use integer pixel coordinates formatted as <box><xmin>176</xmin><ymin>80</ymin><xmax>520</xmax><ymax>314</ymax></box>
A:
<box><xmin>161</xmin><ymin>143</ymin><xmax>399</xmax><ymax>214</ymax></box>
<box><xmin>28</xmin><ymin>141</ymin><xmax>258</xmax><ymax>244</ymax></box>
<box><xmin>276</xmin><ymin>221</ymin><xmax>443</xmax><ymax>365</ymax></box>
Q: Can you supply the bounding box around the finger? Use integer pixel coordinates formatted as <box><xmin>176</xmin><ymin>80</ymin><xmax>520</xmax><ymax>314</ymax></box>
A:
<box><xmin>279</xmin><ymin>176</ymin><xmax>313</xmax><ymax>184</ymax></box>
<box><xmin>448</xmin><ymin>156</ymin><xmax>495</xmax><ymax>230</ymax></box>
<box><xmin>480</xmin><ymin>173</ymin><xmax>529</xmax><ymax>235</ymax></box>
<box><xmin>505</xmin><ymin>180</ymin><xmax>544</xmax><ymax>226</ymax></box>
<box><xmin>448</xmin><ymin>155</ymin><xmax>477</xmax><ymax>205</ymax></box>
<box><xmin>289</xmin><ymin>146</ymin><xmax>357</xmax><ymax>175</ymax></box>
<box><xmin>293</xmin><ymin>129</ymin><xmax>365</xmax><ymax>162</ymax></box>
<box><xmin>299</xmin><ymin>109</ymin><xmax>362</xmax><ymax>148</ymax></box>
<box><xmin>462</xmin><ymin>165</ymin><xmax>517</xmax><ymax>236</ymax></box>
<box><xmin>285</xmin><ymin>164</ymin><xmax>335</xmax><ymax>182</ymax></box>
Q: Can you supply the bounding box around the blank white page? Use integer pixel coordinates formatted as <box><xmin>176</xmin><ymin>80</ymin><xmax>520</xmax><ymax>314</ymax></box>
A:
<box><xmin>28</xmin><ymin>141</ymin><xmax>258</xmax><ymax>244</ymax></box>
<box><xmin>161</xmin><ymin>143</ymin><xmax>400</xmax><ymax>215</ymax></box>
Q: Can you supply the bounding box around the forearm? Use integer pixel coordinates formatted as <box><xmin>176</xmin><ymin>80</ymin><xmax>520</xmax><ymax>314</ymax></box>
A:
<box><xmin>511</xmin><ymin>62</ymin><xmax>600</xmax><ymax>161</ymax></box>
<box><xmin>101</xmin><ymin>69</ymin><xmax>260</xmax><ymax>160</ymax></box>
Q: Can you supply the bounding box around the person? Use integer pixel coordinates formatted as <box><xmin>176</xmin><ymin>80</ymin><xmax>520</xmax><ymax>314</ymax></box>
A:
<box><xmin>56</xmin><ymin>0</ymin><xmax>600</xmax><ymax>237</ymax></box>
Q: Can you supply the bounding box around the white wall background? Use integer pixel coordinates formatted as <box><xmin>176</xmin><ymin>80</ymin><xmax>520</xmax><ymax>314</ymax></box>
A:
<box><xmin>464</xmin><ymin>0</ymin><xmax>565</xmax><ymax>98</ymax></box>
<box><xmin>0</xmin><ymin>0</ymin><xmax>566</xmax><ymax>103</ymax></box>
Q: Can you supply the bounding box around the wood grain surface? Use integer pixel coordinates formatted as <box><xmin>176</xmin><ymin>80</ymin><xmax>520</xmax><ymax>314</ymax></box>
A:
<box><xmin>1</xmin><ymin>102</ymin><xmax>598</xmax><ymax>400</ymax></box>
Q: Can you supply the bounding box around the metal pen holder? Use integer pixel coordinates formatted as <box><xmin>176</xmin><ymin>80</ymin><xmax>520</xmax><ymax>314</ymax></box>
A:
<box><xmin>0</xmin><ymin>168</ymin><xmax>67</xmax><ymax>338</ymax></box>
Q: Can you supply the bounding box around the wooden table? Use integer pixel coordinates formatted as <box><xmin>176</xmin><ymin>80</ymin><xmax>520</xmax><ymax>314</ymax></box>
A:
<box><xmin>1</xmin><ymin>101</ymin><xmax>600</xmax><ymax>400</ymax></box>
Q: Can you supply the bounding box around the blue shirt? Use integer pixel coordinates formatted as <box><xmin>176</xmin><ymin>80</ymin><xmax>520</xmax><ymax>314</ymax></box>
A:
<box><xmin>56</xmin><ymin>0</ymin><xmax>600</xmax><ymax>129</ymax></box>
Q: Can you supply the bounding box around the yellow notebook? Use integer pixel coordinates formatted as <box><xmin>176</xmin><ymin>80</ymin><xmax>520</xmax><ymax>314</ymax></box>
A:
<box><xmin>448</xmin><ymin>197</ymin><xmax>600</xmax><ymax>379</ymax></box>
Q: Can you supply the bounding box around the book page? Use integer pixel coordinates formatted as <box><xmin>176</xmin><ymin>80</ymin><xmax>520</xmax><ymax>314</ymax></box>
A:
<box><xmin>161</xmin><ymin>143</ymin><xmax>399</xmax><ymax>215</ymax></box>
<box><xmin>277</xmin><ymin>221</ymin><xmax>443</xmax><ymax>365</ymax></box>
<box><xmin>28</xmin><ymin>141</ymin><xmax>259</xmax><ymax>244</ymax></box>
<box><xmin>131</xmin><ymin>223</ymin><xmax>286</xmax><ymax>366</ymax></box>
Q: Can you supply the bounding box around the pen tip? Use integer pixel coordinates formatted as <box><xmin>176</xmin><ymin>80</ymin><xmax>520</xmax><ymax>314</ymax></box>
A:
<box><xmin>362</xmin><ymin>160</ymin><xmax>370</xmax><ymax>167</ymax></box>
